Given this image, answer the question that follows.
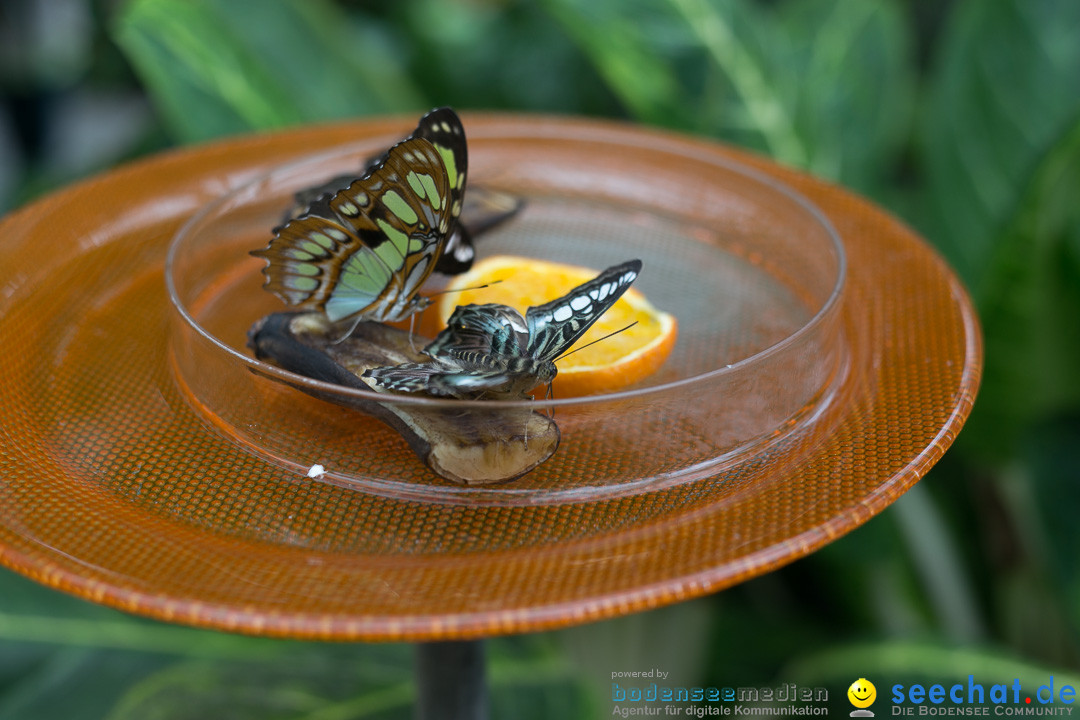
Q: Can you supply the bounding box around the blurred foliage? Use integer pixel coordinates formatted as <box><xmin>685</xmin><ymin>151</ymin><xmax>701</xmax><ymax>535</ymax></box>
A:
<box><xmin>2</xmin><ymin>0</ymin><xmax>1079</xmax><ymax>717</ymax></box>
<box><xmin>113</xmin><ymin>0</ymin><xmax>423</xmax><ymax>140</ymax></box>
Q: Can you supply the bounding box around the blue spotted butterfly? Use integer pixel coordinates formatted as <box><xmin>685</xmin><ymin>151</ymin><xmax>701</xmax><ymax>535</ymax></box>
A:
<box><xmin>251</xmin><ymin>110</ymin><xmax>467</xmax><ymax>326</ymax></box>
<box><xmin>363</xmin><ymin>260</ymin><xmax>642</xmax><ymax>399</ymax></box>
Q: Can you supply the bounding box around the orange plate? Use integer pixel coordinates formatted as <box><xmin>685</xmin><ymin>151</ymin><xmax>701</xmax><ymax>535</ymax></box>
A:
<box><xmin>0</xmin><ymin>114</ymin><xmax>980</xmax><ymax>641</ymax></box>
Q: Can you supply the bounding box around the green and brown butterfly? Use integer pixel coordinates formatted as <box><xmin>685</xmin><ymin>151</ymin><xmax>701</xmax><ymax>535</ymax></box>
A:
<box><xmin>251</xmin><ymin>109</ymin><xmax>467</xmax><ymax>330</ymax></box>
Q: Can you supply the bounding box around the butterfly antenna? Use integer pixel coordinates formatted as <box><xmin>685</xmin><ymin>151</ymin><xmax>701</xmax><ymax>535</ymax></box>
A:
<box><xmin>557</xmin><ymin>322</ymin><xmax>639</xmax><ymax>361</ymax></box>
<box><xmin>426</xmin><ymin>279</ymin><xmax>504</xmax><ymax>297</ymax></box>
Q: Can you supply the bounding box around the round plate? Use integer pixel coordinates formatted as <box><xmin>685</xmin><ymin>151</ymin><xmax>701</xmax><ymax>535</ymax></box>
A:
<box><xmin>0</xmin><ymin>114</ymin><xmax>980</xmax><ymax>641</ymax></box>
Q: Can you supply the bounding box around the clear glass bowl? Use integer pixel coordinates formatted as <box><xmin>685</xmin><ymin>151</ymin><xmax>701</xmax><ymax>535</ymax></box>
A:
<box><xmin>166</xmin><ymin>122</ymin><xmax>846</xmax><ymax>505</ymax></box>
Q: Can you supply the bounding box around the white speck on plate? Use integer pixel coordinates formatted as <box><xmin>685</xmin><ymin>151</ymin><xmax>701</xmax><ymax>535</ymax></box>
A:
<box><xmin>306</xmin><ymin>464</ymin><xmax>326</xmax><ymax>478</ymax></box>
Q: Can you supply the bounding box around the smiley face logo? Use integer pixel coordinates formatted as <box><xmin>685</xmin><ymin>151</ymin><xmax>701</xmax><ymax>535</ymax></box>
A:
<box><xmin>848</xmin><ymin>678</ymin><xmax>877</xmax><ymax>714</ymax></box>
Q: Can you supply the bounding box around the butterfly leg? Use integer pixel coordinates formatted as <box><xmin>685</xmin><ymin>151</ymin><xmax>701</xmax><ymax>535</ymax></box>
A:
<box><xmin>543</xmin><ymin>382</ymin><xmax>556</xmax><ymax>420</ymax></box>
<box><xmin>407</xmin><ymin>313</ymin><xmax>420</xmax><ymax>354</ymax></box>
<box><xmin>522</xmin><ymin>384</ymin><xmax>558</xmax><ymax>449</ymax></box>
<box><xmin>330</xmin><ymin>315</ymin><xmax>368</xmax><ymax>345</ymax></box>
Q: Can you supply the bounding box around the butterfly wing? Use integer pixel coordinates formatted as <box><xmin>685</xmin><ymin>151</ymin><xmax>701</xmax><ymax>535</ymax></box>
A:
<box><xmin>437</xmin><ymin>187</ymin><xmax>526</xmax><ymax>275</ymax></box>
<box><xmin>363</xmin><ymin>358</ymin><xmax>464</xmax><ymax>396</ymax></box>
<box><xmin>286</xmin><ymin>173</ymin><xmax>353</xmax><ymax>221</ymax></box>
<box><xmin>524</xmin><ymin>259</ymin><xmax>642</xmax><ymax>362</ymax></box>
<box><xmin>283</xmin><ymin>108</ymin><xmax>520</xmax><ymax>276</ymax></box>
<box><xmin>252</xmin><ymin>137</ymin><xmax>454</xmax><ymax>324</ymax></box>
<box><xmin>460</xmin><ymin>187</ymin><xmax>524</xmax><ymax>236</ymax></box>
<box><xmin>412</xmin><ymin>108</ymin><xmax>467</xmax><ymax>203</ymax></box>
<box><xmin>249</xmin><ymin>211</ymin><xmax>367</xmax><ymax>311</ymax></box>
<box><xmin>410</xmin><ymin>108</ymin><xmax>471</xmax><ymax>274</ymax></box>
<box><xmin>364</xmin><ymin>263</ymin><xmax>642</xmax><ymax>399</ymax></box>
<box><xmin>363</xmin><ymin>357</ymin><xmax>520</xmax><ymax>398</ymax></box>
<box><xmin>364</xmin><ymin>303</ymin><xmax>528</xmax><ymax>398</ymax></box>
<box><xmin>323</xmin><ymin>138</ymin><xmax>453</xmax><ymax>322</ymax></box>
<box><xmin>344</xmin><ymin>107</ymin><xmax>473</xmax><ymax>275</ymax></box>
<box><xmin>425</xmin><ymin>303</ymin><xmax>529</xmax><ymax>359</ymax></box>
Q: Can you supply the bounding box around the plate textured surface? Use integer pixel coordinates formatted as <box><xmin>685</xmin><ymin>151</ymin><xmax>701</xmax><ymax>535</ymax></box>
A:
<box><xmin>0</xmin><ymin>115</ymin><xmax>980</xmax><ymax>640</ymax></box>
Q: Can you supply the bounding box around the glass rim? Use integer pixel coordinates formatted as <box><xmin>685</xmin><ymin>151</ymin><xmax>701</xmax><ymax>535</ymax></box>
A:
<box><xmin>165</xmin><ymin>122</ymin><xmax>847</xmax><ymax>411</ymax></box>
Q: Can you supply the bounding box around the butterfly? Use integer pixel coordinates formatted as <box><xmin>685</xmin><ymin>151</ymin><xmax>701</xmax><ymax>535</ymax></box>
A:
<box><xmin>250</xmin><ymin>133</ymin><xmax>460</xmax><ymax>328</ymax></box>
<box><xmin>363</xmin><ymin>259</ymin><xmax>643</xmax><ymax>399</ymax></box>
<box><xmin>284</xmin><ymin>107</ymin><xmax>477</xmax><ymax>275</ymax></box>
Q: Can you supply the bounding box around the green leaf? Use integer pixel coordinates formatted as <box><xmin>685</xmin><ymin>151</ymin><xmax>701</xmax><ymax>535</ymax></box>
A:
<box><xmin>0</xmin><ymin>568</ymin><xmax>118</xmax><ymax>621</ymax></box>
<box><xmin>1022</xmin><ymin>416</ymin><xmax>1080</xmax><ymax>645</ymax></box>
<box><xmin>540</xmin><ymin>0</ymin><xmax>686</xmax><ymax>124</ymax></box>
<box><xmin>105</xmin><ymin>651</ymin><xmax>414</xmax><ymax>720</ymax></box>
<box><xmin>103</xmin><ymin>638</ymin><xmax>589</xmax><ymax>720</ymax></box>
<box><xmin>0</xmin><ymin>569</ymin><xmax>299</xmax><ymax>661</ymax></box>
<box><xmin>962</xmin><ymin>116</ymin><xmax>1080</xmax><ymax>457</ymax></box>
<box><xmin>890</xmin><ymin>485</ymin><xmax>985</xmax><ymax>643</ymax></box>
<box><xmin>921</xmin><ymin>0</ymin><xmax>1080</xmax><ymax>286</ymax></box>
<box><xmin>541</xmin><ymin>0</ymin><xmax>914</xmax><ymax>191</ymax></box>
<box><xmin>0</xmin><ymin>649</ymin><xmax>171</xmax><ymax>720</ymax></box>
<box><xmin>488</xmin><ymin>637</ymin><xmax>596</xmax><ymax>719</ymax></box>
<box><xmin>395</xmin><ymin>0</ymin><xmax>617</xmax><ymax>115</ymax></box>
<box><xmin>773</xmin><ymin>0</ymin><xmax>913</xmax><ymax>192</ymax></box>
<box><xmin>665</xmin><ymin>0</ymin><xmax>810</xmax><ymax>163</ymax></box>
<box><xmin>111</xmin><ymin>0</ymin><xmax>423</xmax><ymax>143</ymax></box>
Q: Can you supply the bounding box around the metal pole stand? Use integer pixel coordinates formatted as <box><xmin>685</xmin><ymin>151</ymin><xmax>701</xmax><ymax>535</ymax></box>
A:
<box><xmin>414</xmin><ymin>639</ymin><xmax>489</xmax><ymax>720</ymax></box>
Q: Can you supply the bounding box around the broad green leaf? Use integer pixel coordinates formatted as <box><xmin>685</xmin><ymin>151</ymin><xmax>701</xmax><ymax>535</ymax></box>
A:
<box><xmin>540</xmin><ymin>0</ymin><xmax>686</xmax><ymax>124</ymax></box>
<box><xmin>1022</xmin><ymin>417</ymin><xmax>1080</xmax><ymax>645</ymax></box>
<box><xmin>487</xmin><ymin>637</ymin><xmax>596</xmax><ymax>719</ymax></box>
<box><xmin>774</xmin><ymin>0</ymin><xmax>913</xmax><ymax>192</ymax></box>
<box><xmin>666</xmin><ymin>0</ymin><xmax>810</xmax><ymax>164</ymax></box>
<box><xmin>889</xmin><ymin>484</ymin><xmax>985</xmax><ymax>643</ymax></box>
<box><xmin>541</xmin><ymin>0</ymin><xmax>794</xmax><ymax>146</ymax></box>
<box><xmin>104</xmin><ymin>638</ymin><xmax>588</xmax><ymax>720</ymax></box>
<box><xmin>921</xmin><ymin>0</ymin><xmax>1080</xmax><ymax>286</ymax></box>
<box><xmin>105</xmin><ymin>651</ymin><xmax>413</xmax><ymax>720</ymax></box>
<box><xmin>111</xmin><ymin>0</ymin><xmax>422</xmax><ymax>143</ymax></box>
<box><xmin>959</xmin><ymin>463</ymin><xmax>1078</xmax><ymax>663</ymax></box>
<box><xmin>962</xmin><ymin>116</ymin><xmax>1080</xmax><ymax>456</ymax></box>
<box><xmin>0</xmin><ymin>567</ymin><xmax>119</xmax><ymax>621</ymax></box>
<box><xmin>0</xmin><ymin>568</ymin><xmax>300</xmax><ymax>661</ymax></box>
<box><xmin>0</xmin><ymin>610</ymin><xmax>301</xmax><ymax>660</ymax></box>
<box><xmin>0</xmin><ymin>649</ymin><xmax>171</xmax><ymax>720</ymax></box>
<box><xmin>396</xmin><ymin>0</ymin><xmax>620</xmax><ymax>114</ymax></box>
<box><xmin>541</xmin><ymin>0</ymin><xmax>913</xmax><ymax>192</ymax></box>
<box><xmin>0</xmin><ymin>644</ymin><xmax>54</xmax><ymax>703</ymax></box>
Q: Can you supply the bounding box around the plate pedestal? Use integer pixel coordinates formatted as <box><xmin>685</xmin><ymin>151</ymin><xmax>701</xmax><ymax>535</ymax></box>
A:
<box><xmin>416</xmin><ymin>641</ymin><xmax>487</xmax><ymax>720</ymax></box>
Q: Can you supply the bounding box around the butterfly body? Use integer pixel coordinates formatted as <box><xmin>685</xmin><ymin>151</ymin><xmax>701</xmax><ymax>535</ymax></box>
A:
<box><xmin>363</xmin><ymin>260</ymin><xmax>643</xmax><ymax>399</ymax></box>
<box><xmin>252</xmin><ymin>134</ymin><xmax>458</xmax><ymax>326</ymax></box>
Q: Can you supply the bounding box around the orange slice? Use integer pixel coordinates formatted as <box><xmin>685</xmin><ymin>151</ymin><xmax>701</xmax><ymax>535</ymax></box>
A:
<box><xmin>431</xmin><ymin>255</ymin><xmax>677</xmax><ymax>397</ymax></box>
